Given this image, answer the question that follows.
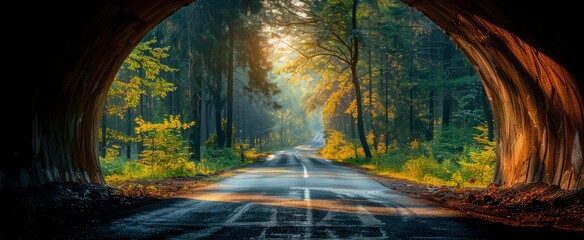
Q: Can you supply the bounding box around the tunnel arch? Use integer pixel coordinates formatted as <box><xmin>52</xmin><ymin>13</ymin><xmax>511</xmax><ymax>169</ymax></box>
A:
<box><xmin>3</xmin><ymin>0</ymin><xmax>582</xmax><ymax>190</ymax></box>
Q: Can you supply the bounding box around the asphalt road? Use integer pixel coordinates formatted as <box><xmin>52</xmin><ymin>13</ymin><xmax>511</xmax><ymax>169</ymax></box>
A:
<box><xmin>93</xmin><ymin>134</ymin><xmax>583</xmax><ymax>239</ymax></box>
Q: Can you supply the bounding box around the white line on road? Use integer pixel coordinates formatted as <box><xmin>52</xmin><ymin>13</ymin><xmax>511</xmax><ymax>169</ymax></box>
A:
<box><xmin>356</xmin><ymin>205</ymin><xmax>384</xmax><ymax>226</ymax></box>
<box><xmin>295</xmin><ymin>154</ymin><xmax>309</xmax><ymax>178</ymax></box>
<box><xmin>225</xmin><ymin>203</ymin><xmax>253</xmax><ymax>224</ymax></box>
<box><xmin>304</xmin><ymin>188</ymin><xmax>313</xmax><ymax>238</ymax></box>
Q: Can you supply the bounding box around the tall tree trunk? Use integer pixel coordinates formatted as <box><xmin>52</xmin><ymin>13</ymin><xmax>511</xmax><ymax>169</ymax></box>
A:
<box><xmin>280</xmin><ymin>114</ymin><xmax>285</xmax><ymax>147</ymax></box>
<box><xmin>167</xmin><ymin>78</ymin><xmax>174</xmax><ymax>115</ymax></box>
<box><xmin>344</xmin><ymin>115</ymin><xmax>349</xmax><ymax>135</ymax></box>
<box><xmin>241</xmin><ymin>103</ymin><xmax>246</xmax><ymax>143</ymax></box>
<box><xmin>126</xmin><ymin>108</ymin><xmax>132</xmax><ymax>160</ymax></box>
<box><xmin>250</xmin><ymin>129</ymin><xmax>255</xmax><ymax>148</ymax></box>
<box><xmin>138</xmin><ymin>94</ymin><xmax>145</xmax><ymax>153</ymax></box>
<box><xmin>189</xmin><ymin>11</ymin><xmax>202</xmax><ymax>161</ymax></box>
<box><xmin>350</xmin><ymin>115</ymin><xmax>356</xmax><ymax>139</ymax></box>
<box><xmin>442</xmin><ymin>89</ymin><xmax>451</xmax><ymax>128</ymax></box>
<box><xmin>481</xmin><ymin>88</ymin><xmax>495</xmax><ymax>141</ymax></box>
<box><xmin>189</xmin><ymin>74</ymin><xmax>202</xmax><ymax>161</ymax></box>
<box><xmin>428</xmin><ymin>91</ymin><xmax>435</xmax><ymax>140</ymax></box>
<box><xmin>236</xmin><ymin>93</ymin><xmax>240</xmax><ymax>141</ymax></box>
<box><xmin>205</xmin><ymin>100</ymin><xmax>211</xmax><ymax>140</ymax></box>
<box><xmin>226</xmin><ymin>23</ymin><xmax>235</xmax><ymax>148</ymax></box>
<box><xmin>383</xmin><ymin>56</ymin><xmax>390</xmax><ymax>151</ymax></box>
<box><xmin>214</xmin><ymin>63</ymin><xmax>225</xmax><ymax>148</ymax></box>
<box><xmin>408</xmin><ymin>8</ymin><xmax>415</xmax><ymax>140</ymax></box>
<box><xmin>368</xmin><ymin>36</ymin><xmax>377</xmax><ymax>150</ymax></box>
<box><xmin>351</xmin><ymin>0</ymin><xmax>372</xmax><ymax>159</ymax></box>
<box><xmin>409</xmin><ymin>87</ymin><xmax>414</xmax><ymax>138</ymax></box>
<box><xmin>174</xmin><ymin>58</ymin><xmax>181</xmax><ymax>118</ymax></box>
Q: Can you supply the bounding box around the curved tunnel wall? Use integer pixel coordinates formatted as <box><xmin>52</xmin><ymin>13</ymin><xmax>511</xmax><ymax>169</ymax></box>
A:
<box><xmin>404</xmin><ymin>0</ymin><xmax>583</xmax><ymax>189</ymax></box>
<box><xmin>2</xmin><ymin>0</ymin><xmax>583</xmax><ymax>190</ymax></box>
<box><xmin>3</xmin><ymin>0</ymin><xmax>192</xmax><ymax>187</ymax></box>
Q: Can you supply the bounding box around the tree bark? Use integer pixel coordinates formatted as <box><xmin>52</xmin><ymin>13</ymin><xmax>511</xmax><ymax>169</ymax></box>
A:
<box><xmin>214</xmin><ymin>63</ymin><xmax>225</xmax><ymax>148</ymax></box>
<box><xmin>280</xmin><ymin>113</ymin><xmax>285</xmax><ymax>147</ymax></box>
<box><xmin>225</xmin><ymin>23</ymin><xmax>235</xmax><ymax>149</ymax></box>
<box><xmin>481</xmin><ymin>88</ymin><xmax>495</xmax><ymax>141</ymax></box>
<box><xmin>126</xmin><ymin>108</ymin><xmax>132</xmax><ymax>159</ymax></box>
<box><xmin>368</xmin><ymin>37</ymin><xmax>377</xmax><ymax>150</ymax></box>
<box><xmin>189</xmin><ymin>11</ymin><xmax>202</xmax><ymax>161</ymax></box>
<box><xmin>408</xmin><ymin>8</ymin><xmax>415</xmax><ymax>140</ymax></box>
<box><xmin>442</xmin><ymin>89</ymin><xmax>451</xmax><ymax>128</ymax></box>
<box><xmin>428</xmin><ymin>91</ymin><xmax>435</xmax><ymax>141</ymax></box>
<box><xmin>383</xmin><ymin>57</ymin><xmax>390</xmax><ymax>151</ymax></box>
<box><xmin>349</xmin><ymin>115</ymin><xmax>356</xmax><ymax>139</ymax></box>
<box><xmin>351</xmin><ymin>0</ymin><xmax>372</xmax><ymax>159</ymax></box>
<box><xmin>190</xmin><ymin>75</ymin><xmax>202</xmax><ymax>161</ymax></box>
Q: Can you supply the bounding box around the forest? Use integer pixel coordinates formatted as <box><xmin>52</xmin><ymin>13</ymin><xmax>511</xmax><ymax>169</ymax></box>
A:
<box><xmin>99</xmin><ymin>0</ymin><xmax>495</xmax><ymax>188</ymax></box>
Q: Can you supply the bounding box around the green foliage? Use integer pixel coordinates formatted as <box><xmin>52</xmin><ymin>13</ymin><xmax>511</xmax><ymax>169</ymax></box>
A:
<box><xmin>99</xmin><ymin>148</ymin><xmax>125</xmax><ymax>176</ymax></box>
<box><xmin>107</xmin><ymin>38</ymin><xmax>177</xmax><ymax>118</ymax></box>
<box><xmin>197</xmin><ymin>148</ymin><xmax>245</xmax><ymax>175</ymax></box>
<box><xmin>135</xmin><ymin>115</ymin><xmax>196</xmax><ymax>178</ymax></box>
<box><xmin>205</xmin><ymin>134</ymin><xmax>219</xmax><ymax>150</ymax></box>
<box><xmin>99</xmin><ymin>147</ymin><xmax>149</xmax><ymax>185</ymax></box>
<box><xmin>100</xmin><ymin>146</ymin><xmax>251</xmax><ymax>185</ymax></box>
<box><xmin>402</xmin><ymin>157</ymin><xmax>454</xmax><ymax>182</ymax></box>
<box><xmin>372</xmin><ymin>150</ymin><xmax>408</xmax><ymax>173</ymax></box>
<box><xmin>433</xmin><ymin>127</ymin><xmax>479</xmax><ymax>161</ymax></box>
<box><xmin>457</xmin><ymin>124</ymin><xmax>496</xmax><ymax>187</ymax></box>
<box><xmin>327</xmin><ymin>122</ymin><xmax>496</xmax><ymax>188</ymax></box>
<box><xmin>103</xmin><ymin>161</ymin><xmax>149</xmax><ymax>186</ymax></box>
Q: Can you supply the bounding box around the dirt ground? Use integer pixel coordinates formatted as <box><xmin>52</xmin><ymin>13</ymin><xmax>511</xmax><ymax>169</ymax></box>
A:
<box><xmin>1</xmin><ymin>164</ymin><xmax>583</xmax><ymax>239</ymax></box>
<box><xmin>357</xmin><ymin>168</ymin><xmax>584</xmax><ymax>231</ymax></box>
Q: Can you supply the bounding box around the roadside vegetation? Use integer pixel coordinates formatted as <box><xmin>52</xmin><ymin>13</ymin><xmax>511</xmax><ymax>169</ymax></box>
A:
<box><xmin>99</xmin><ymin>0</ymin><xmax>496</xmax><ymax>190</ymax></box>
<box><xmin>321</xmin><ymin>124</ymin><xmax>495</xmax><ymax>188</ymax></box>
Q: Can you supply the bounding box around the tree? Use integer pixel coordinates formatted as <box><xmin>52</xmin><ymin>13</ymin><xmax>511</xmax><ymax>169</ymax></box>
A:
<box><xmin>224</xmin><ymin>0</ymin><xmax>277</xmax><ymax>148</ymax></box>
<box><xmin>135</xmin><ymin>115</ymin><xmax>195</xmax><ymax>178</ymax></box>
<box><xmin>104</xmin><ymin>39</ymin><xmax>177</xmax><ymax>158</ymax></box>
<box><xmin>271</xmin><ymin>0</ymin><xmax>372</xmax><ymax>158</ymax></box>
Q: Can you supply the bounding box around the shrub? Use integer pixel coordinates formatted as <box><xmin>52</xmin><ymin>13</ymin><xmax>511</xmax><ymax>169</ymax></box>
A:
<box><xmin>402</xmin><ymin>156</ymin><xmax>451</xmax><ymax>181</ymax></box>
<box><xmin>320</xmin><ymin>130</ymin><xmax>358</xmax><ymax>161</ymax></box>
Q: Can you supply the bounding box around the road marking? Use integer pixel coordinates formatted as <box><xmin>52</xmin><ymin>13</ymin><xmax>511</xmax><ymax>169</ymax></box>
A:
<box><xmin>225</xmin><ymin>203</ymin><xmax>253</xmax><ymax>223</ymax></box>
<box><xmin>304</xmin><ymin>188</ymin><xmax>313</xmax><ymax>238</ymax></box>
<box><xmin>294</xmin><ymin>153</ymin><xmax>309</xmax><ymax>178</ymax></box>
<box><xmin>356</xmin><ymin>205</ymin><xmax>384</xmax><ymax>226</ymax></box>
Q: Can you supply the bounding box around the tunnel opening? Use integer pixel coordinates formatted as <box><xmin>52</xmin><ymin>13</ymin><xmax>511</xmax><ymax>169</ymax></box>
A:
<box><xmin>99</xmin><ymin>0</ymin><xmax>496</xmax><ymax>189</ymax></box>
<box><xmin>0</xmin><ymin>0</ymin><xmax>584</xmax><ymax>238</ymax></box>
<box><xmin>2</xmin><ymin>0</ymin><xmax>582</xmax><ymax>192</ymax></box>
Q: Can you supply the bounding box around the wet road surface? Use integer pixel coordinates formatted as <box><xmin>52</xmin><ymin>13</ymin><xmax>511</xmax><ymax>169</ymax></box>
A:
<box><xmin>94</xmin><ymin>134</ymin><xmax>584</xmax><ymax>239</ymax></box>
